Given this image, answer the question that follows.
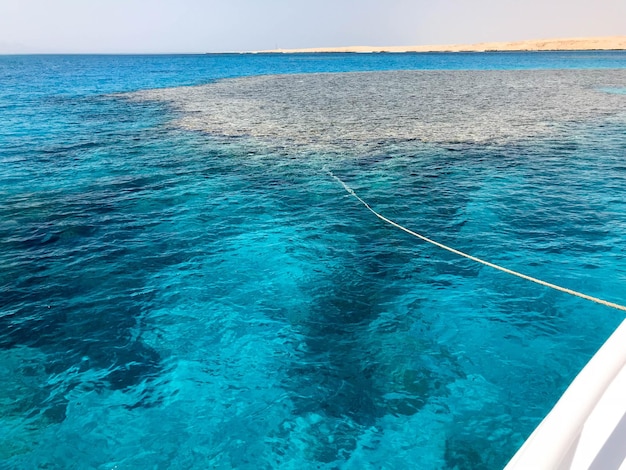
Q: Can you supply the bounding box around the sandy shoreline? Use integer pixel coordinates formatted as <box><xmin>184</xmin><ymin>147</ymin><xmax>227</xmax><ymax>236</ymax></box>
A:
<box><xmin>258</xmin><ymin>36</ymin><xmax>626</xmax><ymax>54</ymax></box>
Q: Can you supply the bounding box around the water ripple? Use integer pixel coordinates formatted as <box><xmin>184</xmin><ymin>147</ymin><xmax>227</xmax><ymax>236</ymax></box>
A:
<box><xmin>2</xmin><ymin>60</ymin><xmax>626</xmax><ymax>469</ymax></box>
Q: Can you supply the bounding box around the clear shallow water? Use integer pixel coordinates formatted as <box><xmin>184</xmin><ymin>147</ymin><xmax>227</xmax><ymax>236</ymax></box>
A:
<box><xmin>1</xmin><ymin>52</ymin><xmax>626</xmax><ymax>469</ymax></box>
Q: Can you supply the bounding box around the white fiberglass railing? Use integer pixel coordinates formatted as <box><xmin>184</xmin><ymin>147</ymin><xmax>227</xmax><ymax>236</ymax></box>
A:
<box><xmin>505</xmin><ymin>319</ymin><xmax>626</xmax><ymax>470</ymax></box>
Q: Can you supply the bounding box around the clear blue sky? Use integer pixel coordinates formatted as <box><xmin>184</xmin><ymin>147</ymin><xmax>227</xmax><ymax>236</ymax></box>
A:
<box><xmin>1</xmin><ymin>0</ymin><xmax>624</xmax><ymax>53</ymax></box>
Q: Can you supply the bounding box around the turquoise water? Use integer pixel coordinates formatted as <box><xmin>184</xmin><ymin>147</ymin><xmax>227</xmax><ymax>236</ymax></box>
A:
<box><xmin>1</xmin><ymin>52</ymin><xmax>626</xmax><ymax>469</ymax></box>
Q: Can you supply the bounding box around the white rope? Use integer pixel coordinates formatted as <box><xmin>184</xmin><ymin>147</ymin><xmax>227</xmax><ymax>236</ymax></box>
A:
<box><xmin>327</xmin><ymin>168</ymin><xmax>626</xmax><ymax>313</ymax></box>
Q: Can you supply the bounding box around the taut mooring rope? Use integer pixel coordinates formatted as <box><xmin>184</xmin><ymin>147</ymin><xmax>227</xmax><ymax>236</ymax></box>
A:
<box><xmin>327</xmin><ymin>169</ymin><xmax>626</xmax><ymax>313</ymax></box>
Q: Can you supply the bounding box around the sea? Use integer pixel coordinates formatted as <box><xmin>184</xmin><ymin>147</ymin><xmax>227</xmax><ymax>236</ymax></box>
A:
<box><xmin>1</xmin><ymin>52</ymin><xmax>625</xmax><ymax>469</ymax></box>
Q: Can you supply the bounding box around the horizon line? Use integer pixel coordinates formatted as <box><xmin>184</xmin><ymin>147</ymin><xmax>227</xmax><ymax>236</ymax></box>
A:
<box><xmin>1</xmin><ymin>36</ymin><xmax>625</xmax><ymax>56</ymax></box>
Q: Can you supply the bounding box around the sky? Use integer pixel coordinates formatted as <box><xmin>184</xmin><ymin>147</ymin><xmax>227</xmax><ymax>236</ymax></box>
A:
<box><xmin>0</xmin><ymin>0</ymin><xmax>624</xmax><ymax>54</ymax></box>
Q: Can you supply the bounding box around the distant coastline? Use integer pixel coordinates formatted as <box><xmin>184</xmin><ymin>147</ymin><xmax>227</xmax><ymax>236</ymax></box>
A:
<box><xmin>257</xmin><ymin>36</ymin><xmax>626</xmax><ymax>54</ymax></box>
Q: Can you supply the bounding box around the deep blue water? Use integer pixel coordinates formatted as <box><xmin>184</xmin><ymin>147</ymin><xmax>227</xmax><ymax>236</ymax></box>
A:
<box><xmin>1</xmin><ymin>52</ymin><xmax>626</xmax><ymax>469</ymax></box>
